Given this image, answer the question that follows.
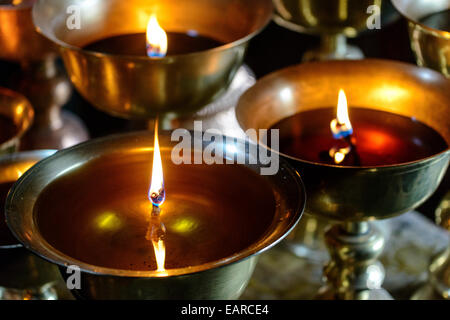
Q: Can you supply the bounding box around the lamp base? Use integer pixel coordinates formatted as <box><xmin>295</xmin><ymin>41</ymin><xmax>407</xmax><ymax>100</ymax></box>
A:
<box><xmin>303</xmin><ymin>34</ymin><xmax>364</xmax><ymax>62</ymax></box>
<box><xmin>133</xmin><ymin>65</ymin><xmax>256</xmax><ymax>134</ymax></box>
<box><xmin>318</xmin><ymin>221</ymin><xmax>393</xmax><ymax>300</ymax></box>
<box><xmin>317</xmin><ymin>287</ymin><xmax>393</xmax><ymax>300</ymax></box>
<box><xmin>0</xmin><ymin>283</ymin><xmax>58</xmax><ymax>300</ymax></box>
<box><xmin>283</xmin><ymin>213</ymin><xmax>329</xmax><ymax>262</ymax></box>
<box><xmin>21</xmin><ymin>110</ymin><xmax>89</xmax><ymax>150</ymax></box>
<box><xmin>15</xmin><ymin>58</ymin><xmax>89</xmax><ymax>150</ymax></box>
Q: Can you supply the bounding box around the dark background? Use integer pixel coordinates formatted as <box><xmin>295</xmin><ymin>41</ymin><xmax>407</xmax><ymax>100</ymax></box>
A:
<box><xmin>0</xmin><ymin>13</ymin><xmax>448</xmax><ymax>222</ymax></box>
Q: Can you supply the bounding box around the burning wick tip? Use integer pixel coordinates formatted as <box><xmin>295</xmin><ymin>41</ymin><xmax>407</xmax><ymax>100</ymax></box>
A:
<box><xmin>151</xmin><ymin>204</ymin><xmax>161</xmax><ymax>216</ymax></box>
<box><xmin>146</xmin><ymin>45</ymin><xmax>166</xmax><ymax>58</ymax></box>
<box><xmin>150</xmin><ymin>188</ymin><xmax>165</xmax><ymax>207</ymax></box>
<box><xmin>330</xmin><ymin>119</ymin><xmax>353</xmax><ymax>139</ymax></box>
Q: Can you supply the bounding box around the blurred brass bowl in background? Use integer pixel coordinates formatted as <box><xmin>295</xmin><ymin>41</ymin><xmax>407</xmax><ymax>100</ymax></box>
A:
<box><xmin>236</xmin><ymin>59</ymin><xmax>450</xmax><ymax>221</ymax></box>
<box><xmin>0</xmin><ymin>88</ymin><xmax>34</xmax><ymax>155</ymax></box>
<box><xmin>33</xmin><ymin>0</ymin><xmax>273</xmax><ymax>119</ymax></box>
<box><xmin>392</xmin><ymin>0</ymin><xmax>450</xmax><ymax>77</ymax></box>
<box><xmin>0</xmin><ymin>0</ymin><xmax>56</xmax><ymax>62</ymax></box>
<box><xmin>272</xmin><ymin>0</ymin><xmax>400</xmax><ymax>61</ymax></box>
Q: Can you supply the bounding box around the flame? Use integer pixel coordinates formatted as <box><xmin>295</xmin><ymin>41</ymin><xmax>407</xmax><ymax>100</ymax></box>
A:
<box><xmin>149</xmin><ymin>120</ymin><xmax>165</xmax><ymax>206</ymax></box>
<box><xmin>147</xmin><ymin>121</ymin><xmax>167</xmax><ymax>274</ymax></box>
<box><xmin>329</xmin><ymin>90</ymin><xmax>354</xmax><ymax>164</ymax></box>
<box><xmin>145</xmin><ymin>215</ymin><xmax>167</xmax><ymax>274</ymax></box>
<box><xmin>330</xmin><ymin>89</ymin><xmax>353</xmax><ymax>139</ymax></box>
<box><xmin>152</xmin><ymin>238</ymin><xmax>166</xmax><ymax>273</ymax></box>
<box><xmin>146</xmin><ymin>14</ymin><xmax>168</xmax><ymax>58</ymax></box>
<box><xmin>336</xmin><ymin>89</ymin><xmax>352</xmax><ymax>129</ymax></box>
<box><xmin>329</xmin><ymin>146</ymin><xmax>351</xmax><ymax>164</ymax></box>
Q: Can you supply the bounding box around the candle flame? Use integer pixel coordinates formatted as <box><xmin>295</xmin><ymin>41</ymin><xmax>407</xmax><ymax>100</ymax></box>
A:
<box><xmin>152</xmin><ymin>238</ymin><xmax>166</xmax><ymax>273</ymax></box>
<box><xmin>329</xmin><ymin>90</ymin><xmax>354</xmax><ymax>164</ymax></box>
<box><xmin>337</xmin><ymin>89</ymin><xmax>351</xmax><ymax>128</ymax></box>
<box><xmin>147</xmin><ymin>122</ymin><xmax>167</xmax><ymax>274</ymax></box>
<box><xmin>146</xmin><ymin>212</ymin><xmax>167</xmax><ymax>274</ymax></box>
<box><xmin>149</xmin><ymin>120</ymin><xmax>165</xmax><ymax>206</ymax></box>
<box><xmin>146</xmin><ymin>14</ymin><xmax>168</xmax><ymax>58</ymax></box>
<box><xmin>330</xmin><ymin>89</ymin><xmax>353</xmax><ymax>139</ymax></box>
<box><xmin>329</xmin><ymin>146</ymin><xmax>351</xmax><ymax>164</ymax></box>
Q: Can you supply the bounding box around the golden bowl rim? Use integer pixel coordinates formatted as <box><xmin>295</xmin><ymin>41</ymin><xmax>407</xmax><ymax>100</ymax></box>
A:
<box><xmin>32</xmin><ymin>0</ymin><xmax>274</xmax><ymax>61</ymax></box>
<box><xmin>0</xmin><ymin>149</ymin><xmax>57</xmax><ymax>250</ymax></box>
<box><xmin>0</xmin><ymin>87</ymin><xmax>34</xmax><ymax>149</ymax></box>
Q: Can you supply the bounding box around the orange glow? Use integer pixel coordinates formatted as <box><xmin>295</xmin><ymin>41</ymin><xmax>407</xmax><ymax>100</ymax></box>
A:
<box><xmin>362</xmin><ymin>129</ymin><xmax>396</xmax><ymax>151</ymax></box>
<box><xmin>149</xmin><ymin>120</ymin><xmax>165</xmax><ymax>206</ymax></box>
<box><xmin>146</xmin><ymin>14</ymin><xmax>168</xmax><ymax>58</ymax></box>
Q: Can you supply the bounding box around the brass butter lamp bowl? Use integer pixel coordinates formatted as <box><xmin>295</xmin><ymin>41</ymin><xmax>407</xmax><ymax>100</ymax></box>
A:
<box><xmin>0</xmin><ymin>150</ymin><xmax>62</xmax><ymax>300</ymax></box>
<box><xmin>392</xmin><ymin>0</ymin><xmax>450</xmax><ymax>78</ymax></box>
<box><xmin>0</xmin><ymin>87</ymin><xmax>34</xmax><ymax>155</ymax></box>
<box><xmin>5</xmin><ymin>131</ymin><xmax>305</xmax><ymax>300</ymax></box>
<box><xmin>0</xmin><ymin>0</ymin><xmax>89</xmax><ymax>150</ymax></box>
<box><xmin>273</xmin><ymin>0</ymin><xmax>396</xmax><ymax>61</ymax></box>
<box><xmin>236</xmin><ymin>59</ymin><xmax>450</xmax><ymax>299</ymax></box>
<box><xmin>32</xmin><ymin>0</ymin><xmax>273</xmax><ymax>121</ymax></box>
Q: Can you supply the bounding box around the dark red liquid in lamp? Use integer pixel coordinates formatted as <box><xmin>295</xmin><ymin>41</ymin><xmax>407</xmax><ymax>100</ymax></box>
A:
<box><xmin>83</xmin><ymin>14</ymin><xmax>223</xmax><ymax>58</ymax></box>
<box><xmin>270</xmin><ymin>90</ymin><xmax>448</xmax><ymax>166</ymax></box>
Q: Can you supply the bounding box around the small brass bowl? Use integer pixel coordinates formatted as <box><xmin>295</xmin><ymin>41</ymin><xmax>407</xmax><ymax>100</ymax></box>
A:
<box><xmin>392</xmin><ymin>0</ymin><xmax>450</xmax><ymax>77</ymax></box>
<box><xmin>33</xmin><ymin>0</ymin><xmax>273</xmax><ymax>119</ymax></box>
<box><xmin>0</xmin><ymin>150</ymin><xmax>61</xmax><ymax>299</ymax></box>
<box><xmin>0</xmin><ymin>0</ymin><xmax>56</xmax><ymax>62</ymax></box>
<box><xmin>0</xmin><ymin>87</ymin><xmax>34</xmax><ymax>155</ymax></box>
<box><xmin>236</xmin><ymin>59</ymin><xmax>450</xmax><ymax>221</ymax></box>
<box><xmin>273</xmin><ymin>0</ymin><xmax>399</xmax><ymax>61</ymax></box>
<box><xmin>273</xmin><ymin>0</ymin><xmax>382</xmax><ymax>36</ymax></box>
<box><xmin>6</xmin><ymin>131</ymin><xmax>305</xmax><ymax>299</ymax></box>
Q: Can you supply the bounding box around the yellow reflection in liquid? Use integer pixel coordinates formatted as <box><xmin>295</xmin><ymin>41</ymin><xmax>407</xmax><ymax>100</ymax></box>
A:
<box><xmin>170</xmin><ymin>217</ymin><xmax>198</xmax><ymax>234</ymax></box>
<box><xmin>95</xmin><ymin>212</ymin><xmax>122</xmax><ymax>231</ymax></box>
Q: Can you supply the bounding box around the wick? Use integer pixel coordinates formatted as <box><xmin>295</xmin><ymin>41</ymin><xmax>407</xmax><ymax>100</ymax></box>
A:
<box><xmin>146</xmin><ymin>205</ymin><xmax>166</xmax><ymax>242</ymax></box>
<box><xmin>344</xmin><ymin>136</ymin><xmax>361</xmax><ymax>166</ymax></box>
<box><xmin>151</xmin><ymin>204</ymin><xmax>161</xmax><ymax>217</ymax></box>
<box><xmin>327</xmin><ymin>134</ymin><xmax>361</xmax><ymax>166</ymax></box>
